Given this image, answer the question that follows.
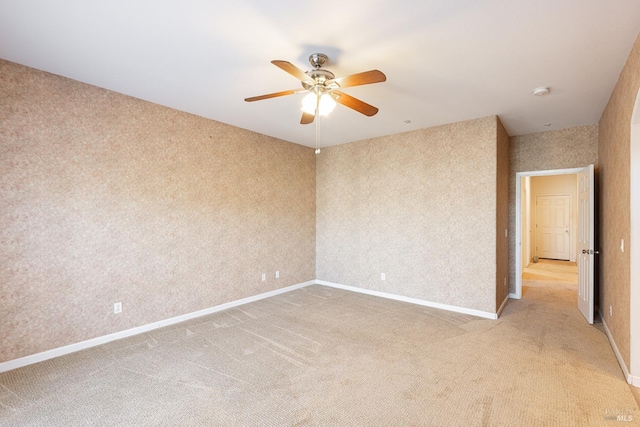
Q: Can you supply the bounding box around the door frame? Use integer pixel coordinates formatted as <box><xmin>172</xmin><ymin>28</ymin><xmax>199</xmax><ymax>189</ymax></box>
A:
<box><xmin>514</xmin><ymin>167</ymin><xmax>583</xmax><ymax>299</ymax></box>
<box><xmin>630</xmin><ymin>87</ymin><xmax>640</xmax><ymax>386</ymax></box>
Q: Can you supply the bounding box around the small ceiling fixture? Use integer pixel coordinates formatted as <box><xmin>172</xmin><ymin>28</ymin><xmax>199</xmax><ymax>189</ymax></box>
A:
<box><xmin>533</xmin><ymin>87</ymin><xmax>550</xmax><ymax>96</ymax></box>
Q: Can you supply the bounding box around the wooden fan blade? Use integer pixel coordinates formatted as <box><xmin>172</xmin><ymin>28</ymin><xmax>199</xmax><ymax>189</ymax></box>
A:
<box><xmin>333</xmin><ymin>91</ymin><xmax>379</xmax><ymax>116</ymax></box>
<box><xmin>245</xmin><ymin>88</ymin><xmax>304</xmax><ymax>102</ymax></box>
<box><xmin>327</xmin><ymin>70</ymin><xmax>386</xmax><ymax>88</ymax></box>
<box><xmin>272</xmin><ymin>60</ymin><xmax>312</xmax><ymax>83</ymax></box>
<box><xmin>301</xmin><ymin>111</ymin><xmax>315</xmax><ymax>125</ymax></box>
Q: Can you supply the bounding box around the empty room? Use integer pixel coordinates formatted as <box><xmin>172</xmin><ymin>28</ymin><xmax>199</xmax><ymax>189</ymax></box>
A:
<box><xmin>1</xmin><ymin>1</ymin><xmax>640</xmax><ymax>425</ymax></box>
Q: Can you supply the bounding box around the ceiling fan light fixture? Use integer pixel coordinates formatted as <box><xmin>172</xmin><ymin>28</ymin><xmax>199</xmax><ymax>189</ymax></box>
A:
<box><xmin>318</xmin><ymin>94</ymin><xmax>336</xmax><ymax>116</ymax></box>
<box><xmin>301</xmin><ymin>92</ymin><xmax>317</xmax><ymax>114</ymax></box>
<box><xmin>301</xmin><ymin>93</ymin><xmax>336</xmax><ymax>116</ymax></box>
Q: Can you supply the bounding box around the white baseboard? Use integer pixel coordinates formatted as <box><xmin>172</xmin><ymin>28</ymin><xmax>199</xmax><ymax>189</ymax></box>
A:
<box><xmin>315</xmin><ymin>280</ymin><xmax>498</xmax><ymax>320</ymax></box>
<box><xmin>0</xmin><ymin>281</ymin><xmax>314</xmax><ymax>374</ymax></box>
<box><xmin>0</xmin><ymin>280</ymin><xmax>507</xmax><ymax>374</ymax></box>
<box><xmin>497</xmin><ymin>294</ymin><xmax>510</xmax><ymax>317</ymax></box>
<box><xmin>509</xmin><ymin>292</ymin><xmax>519</xmax><ymax>299</ymax></box>
<box><xmin>601</xmin><ymin>315</ymin><xmax>633</xmax><ymax>384</ymax></box>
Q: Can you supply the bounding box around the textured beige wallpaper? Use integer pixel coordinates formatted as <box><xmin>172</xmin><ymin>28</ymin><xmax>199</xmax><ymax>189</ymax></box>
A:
<box><xmin>316</xmin><ymin>116</ymin><xmax>499</xmax><ymax>313</ymax></box>
<box><xmin>0</xmin><ymin>60</ymin><xmax>316</xmax><ymax>363</ymax></box>
<box><xmin>496</xmin><ymin>119</ymin><xmax>510</xmax><ymax>308</ymax></box>
<box><xmin>598</xmin><ymin>32</ymin><xmax>640</xmax><ymax>368</ymax></box>
<box><xmin>5</xmin><ymin>48</ymin><xmax>622</xmax><ymax>368</ymax></box>
<box><xmin>508</xmin><ymin>125</ymin><xmax>599</xmax><ymax>292</ymax></box>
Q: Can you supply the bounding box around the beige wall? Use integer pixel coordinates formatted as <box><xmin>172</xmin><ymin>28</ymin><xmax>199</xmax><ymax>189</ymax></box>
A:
<box><xmin>316</xmin><ymin>116</ymin><xmax>500</xmax><ymax>313</ymax></box>
<box><xmin>508</xmin><ymin>125</ymin><xmax>599</xmax><ymax>291</ymax></box>
<box><xmin>2</xmin><ymin>50</ymin><xmax>619</xmax><ymax>367</ymax></box>
<box><xmin>598</xmin><ymin>32</ymin><xmax>640</xmax><ymax>369</ymax></box>
<box><xmin>0</xmin><ymin>60</ymin><xmax>316</xmax><ymax>363</ymax></box>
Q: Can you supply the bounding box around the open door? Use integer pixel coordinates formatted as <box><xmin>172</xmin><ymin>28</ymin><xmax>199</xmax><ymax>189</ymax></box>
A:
<box><xmin>577</xmin><ymin>164</ymin><xmax>595</xmax><ymax>324</ymax></box>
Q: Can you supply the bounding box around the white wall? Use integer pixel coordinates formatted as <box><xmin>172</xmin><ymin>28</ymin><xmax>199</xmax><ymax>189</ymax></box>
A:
<box><xmin>529</xmin><ymin>174</ymin><xmax>578</xmax><ymax>262</ymax></box>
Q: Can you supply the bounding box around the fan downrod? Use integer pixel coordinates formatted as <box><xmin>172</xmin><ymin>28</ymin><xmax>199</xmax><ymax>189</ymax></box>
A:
<box><xmin>308</xmin><ymin>53</ymin><xmax>328</xmax><ymax>69</ymax></box>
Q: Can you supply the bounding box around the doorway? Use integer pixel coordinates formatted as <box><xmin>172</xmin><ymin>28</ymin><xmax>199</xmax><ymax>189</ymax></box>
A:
<box><xmin>514</xmin><ymin>167</ymin><xmax>593</xmax><ymax>319</ymax></box>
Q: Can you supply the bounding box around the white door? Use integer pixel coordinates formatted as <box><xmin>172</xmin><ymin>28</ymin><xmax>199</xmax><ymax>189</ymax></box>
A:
<box><xmin>577</xmin><ymin>165</ymin><xmax>595</xmax><ymax>324</ymax></box>
<box><xmin>535</xmin><ymin>194</ymin><xmax>571</xmax><ymax>260</ymax></box>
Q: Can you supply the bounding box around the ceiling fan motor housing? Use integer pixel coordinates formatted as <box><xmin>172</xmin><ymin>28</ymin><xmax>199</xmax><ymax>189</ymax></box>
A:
<box><xmin>302</xmin><ymin>53</ymin><xmax>337</xmax><ymax>93</ymax></box>
<box><xmin>309</xmin><ymin>53</ymin><xmax>328</xmax><ymax>68</ymax></box>
<box><xmin>303</xmin><ymin>68</ymin><xmax>336</xmax><ymax>91</ymax></box>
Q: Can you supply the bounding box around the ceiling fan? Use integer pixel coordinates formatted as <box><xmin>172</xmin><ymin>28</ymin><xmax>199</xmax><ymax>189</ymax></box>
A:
<box><xmin>244</xmin><ymin>53</ymin><xmax>386</xmax><ymax>125</ymax></box>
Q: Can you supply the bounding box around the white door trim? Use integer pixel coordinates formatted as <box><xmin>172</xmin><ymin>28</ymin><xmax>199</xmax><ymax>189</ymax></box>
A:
<box><xmin>630</xmin><ymin>87</ymin><xmax>640</xmax><ymax>385</ymax></box>
<box><xmin>514</xmin><ymin>168</ymin><xmax>583</xmax><ymax>299</ymax></box>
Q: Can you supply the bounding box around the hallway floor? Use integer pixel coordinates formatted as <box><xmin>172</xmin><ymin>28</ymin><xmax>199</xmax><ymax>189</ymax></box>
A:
<box><xmin>523</xmin><ymin>259</ymin><xmax>578</xmax><ymax>285</ymax></box>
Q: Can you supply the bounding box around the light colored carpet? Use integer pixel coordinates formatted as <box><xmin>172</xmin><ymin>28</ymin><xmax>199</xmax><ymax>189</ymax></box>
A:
<box><xmin>0</xmin><ymin>284</ymin><xmax>638</xmax><ymax>426</ymax></box>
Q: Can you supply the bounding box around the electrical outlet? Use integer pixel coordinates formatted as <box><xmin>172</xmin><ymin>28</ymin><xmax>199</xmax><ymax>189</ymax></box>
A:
<box><xmin>275</xmin><ymin>270</ymin><xmax>279</xmax><ymax>278</ymax></box>
<box><xmin>381</xmin><ymin>273</ymin><xmax>385</xmax><ymax>281</ymax></box>
<box><xmin>114</xmin><ymin>302</ymin><xmax>122</xmax><ymax>314</ymax></box>
<box><xmin>261</xmin><ymin>273</ymin><xmax>266</xmax><ymax>281</ymax></box>
<box><xmin>610</xmin><ymin>305</ymin><xmax>613</xmax><ymax>317</ymax></box>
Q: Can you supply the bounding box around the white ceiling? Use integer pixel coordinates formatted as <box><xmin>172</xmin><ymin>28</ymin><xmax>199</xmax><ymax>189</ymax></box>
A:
<box><xmin>1</xmin><ymin>1</ymin><xmax>639</xmax><ymax>148</ymax></box>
